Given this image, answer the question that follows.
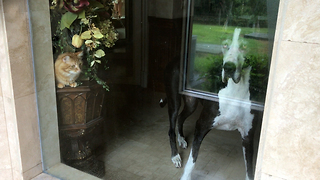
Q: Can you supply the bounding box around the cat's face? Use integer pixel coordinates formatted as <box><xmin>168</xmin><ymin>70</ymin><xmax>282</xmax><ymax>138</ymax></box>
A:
<box><xmin>62</xmin><ymin>51</ymin><xmax>83</xmax><ymax>74</ymax></box>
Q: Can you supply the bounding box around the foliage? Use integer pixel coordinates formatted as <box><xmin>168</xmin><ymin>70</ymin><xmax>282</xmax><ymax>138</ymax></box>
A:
<box><xmin>192</xmin><ymin>24</ymin><xmax>269</xmax><ymax>55</ymax></box>
<box><xmin>194</xmin><ymin>0</ymin><xmax>268</xmax><ymax>27</ymax></box>
<box><xmin>50</xmin><ymin>0</ymin><xmax>118</xmax><ymax>91</ymax></box>
<box><xmin>244</xmin><ymin>53</ymin><xmax>269</xmax><ymax>102</ymax></box>
<box><xmin>195</xmin><ymin>54</ymin><xmax>225</xmax><ymax>93</ymax></box>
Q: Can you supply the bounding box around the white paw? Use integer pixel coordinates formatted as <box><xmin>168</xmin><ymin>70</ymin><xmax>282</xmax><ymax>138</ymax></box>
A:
<box><xmin>178</xmin><ymin>134</ymin><xmax>188</xmax><ymax>149</ymax></box>
<box><xmin>171</xmin><ymin>154</ymin><xmax>182</xmax><ymax>168</ymax></box>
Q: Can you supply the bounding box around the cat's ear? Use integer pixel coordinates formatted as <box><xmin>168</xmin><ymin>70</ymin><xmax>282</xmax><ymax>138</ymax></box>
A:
<box><xmin>63</xmin><ymin>56</ymin><xmax>70</xmax><ymax>62</ymax></box>
<box><xmin>76</xmin><ymin>51</ymin><xmax>83</xmax><ymax>58</ymax></box>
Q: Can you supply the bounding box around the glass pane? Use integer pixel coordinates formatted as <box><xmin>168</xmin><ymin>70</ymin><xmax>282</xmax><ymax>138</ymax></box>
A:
<box><xmin>183</xmin><ymin>0</ymin><xmax>279</xmax><ymax>109</ymax></box>
<box><xmin>46</xmin><ymin>0</ymin><xmax>279</xmax><ymax>179</ymax></box>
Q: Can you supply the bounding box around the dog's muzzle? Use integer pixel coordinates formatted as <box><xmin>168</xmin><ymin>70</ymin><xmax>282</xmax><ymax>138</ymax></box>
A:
<box><xmin>222</xmin><ymin>61</ymin><xmax>241</xmax><ymax>83</ymax></box>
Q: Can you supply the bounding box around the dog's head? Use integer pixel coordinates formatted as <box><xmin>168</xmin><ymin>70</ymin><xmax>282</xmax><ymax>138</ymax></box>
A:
<box><xmin>221</xmin><ymin>28</ymin><xmax>247</xmax><ymax>84</ymax></box>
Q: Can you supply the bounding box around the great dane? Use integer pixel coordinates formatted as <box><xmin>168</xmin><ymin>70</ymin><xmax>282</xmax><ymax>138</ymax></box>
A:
<box><xmin>161</xmin><ymin>28</ymin><xmax>259</xmax><ymax>180</ymax></box>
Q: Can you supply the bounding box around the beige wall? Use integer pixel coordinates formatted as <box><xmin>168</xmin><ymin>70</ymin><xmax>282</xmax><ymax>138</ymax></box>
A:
<box><xmin>0</xmin><ymin>0</ymin><xmax>320</xmax><ymax>179</ymax></box>
<box><xmin>0</xmin><ymin>0</ymin><xmax>99</xmax><ymax>179</ymax></box>
<box><xmin>256</xmin><ymin>0</ymin><xmax>320</xmax><ymax>179</ymax></box>
<box><xmin>0</xmin><ymin>0</ymin><xmax>42</xmax><ymax>179</ymax></box>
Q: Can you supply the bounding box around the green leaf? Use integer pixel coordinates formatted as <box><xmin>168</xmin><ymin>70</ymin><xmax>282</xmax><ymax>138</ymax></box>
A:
<box><xmin>85</xmin><ymin>39</ymin><xmax>93</xmax><ymax>45</ymax></box>
<box><xmin>78</xmin><ymin>10</ymin><xmax>86</xmax><ymax>19</ymax></box>
<box><xmin>94</xmin><ymin>49</ymin><xmax>105</xmax><ymax>58</ymax></box>
<box><xmin>88</xmin><ymin>0</ymin><xmax>104</xmax><ymax>9</ymax></box>
<box><xmin>60</xmin><ymin>12</ymin><xmax>78</xmax><ymax>30</ymax></box>
<box><xmin>92</xmin><ymin>28</ymin><xmax>104</xmax><ymax>39</ymax></box>
<box><xmin>81</xmin><ymin>31</ymin><xmax>92</xmax><ymax>39</ymax></box>
<box><xmin>81</xmin><ymin>18</ymin><xmax>89</xmax><ymax>25</ymax></box>
<box><xmin>90</xmin><ymin>60</ymin><xmax>95</xmax><ymax>67</ymax></box>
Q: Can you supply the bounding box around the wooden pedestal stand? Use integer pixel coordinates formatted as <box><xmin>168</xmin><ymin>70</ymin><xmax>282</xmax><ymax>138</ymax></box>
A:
<box><xmin>56</xmin><ymin>81</ymin><xmax>106</xmax><ymax>178</ymax></box>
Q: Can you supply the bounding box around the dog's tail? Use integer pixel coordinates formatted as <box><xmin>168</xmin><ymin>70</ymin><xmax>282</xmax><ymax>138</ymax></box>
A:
<box><xmin>159</xmin><ymin>98</ymin><xmax>167</xmax><ymax>108</ymax></box>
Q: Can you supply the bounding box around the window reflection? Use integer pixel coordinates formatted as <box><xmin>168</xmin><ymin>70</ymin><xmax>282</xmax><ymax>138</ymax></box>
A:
<box><xmin>112</xmin><ymin>0</ymin><xmax>126</xmax><ymax>40</ymax></box>
<box><xmin>183</xmin><ymin>0</ymin><xmax>279</xmax><ymax>107</ymax></box>
<box><xmin>112</xmin><ymin>0</ymin><xmax>125</xmax><ymax>18</ymax></box>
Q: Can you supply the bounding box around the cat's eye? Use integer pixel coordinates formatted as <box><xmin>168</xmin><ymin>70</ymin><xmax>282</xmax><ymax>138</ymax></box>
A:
<box><xmin>71</xmin><ymin>65</ymin><xmax>76</xmax><ymax>68</ymax></box>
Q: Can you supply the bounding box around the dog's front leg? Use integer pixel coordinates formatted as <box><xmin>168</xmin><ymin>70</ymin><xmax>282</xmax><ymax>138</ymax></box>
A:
<box><xmin>180</xmin><ymin>118</ymin><xmax>213</xmax><ymax>180</ymax></box>
<box><xmin>241</xmin><ymin>127</ymin><xmax>255</xmax><ymax>180</ymax></box>
<box><xmin>181</xmin><ymin>100</ymin><xmax>217</xmax><ymax>180</ymax></box>
<box><xmin>177</xmin><ymin>95</ymin><xmax>198</xmax><ymax>149</ymax></box>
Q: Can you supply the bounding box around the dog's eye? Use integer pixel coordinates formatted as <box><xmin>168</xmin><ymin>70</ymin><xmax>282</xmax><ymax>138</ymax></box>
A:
<box><xmin>222</xmin><ymin>39</ymin><xmax>231</xmax><ymax>50</ymax></box>
<box><xmin>239</xmin><ymin>40</ymin><xmax>248</xmax><ymax>50</ymax></box>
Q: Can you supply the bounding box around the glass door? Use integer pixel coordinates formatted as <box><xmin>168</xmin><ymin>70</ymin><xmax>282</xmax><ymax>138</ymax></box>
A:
<box><xmin>181</xmin><ymin>0</ymin><xmax>279</xmax><ymax>111</ymax></box>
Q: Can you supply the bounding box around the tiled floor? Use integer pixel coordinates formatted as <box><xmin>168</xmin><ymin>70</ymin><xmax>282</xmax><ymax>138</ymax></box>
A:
<box><xmin>97</xmin><ymin>86</ymin><xmax>261</xmax><ymax>180</ymax></box>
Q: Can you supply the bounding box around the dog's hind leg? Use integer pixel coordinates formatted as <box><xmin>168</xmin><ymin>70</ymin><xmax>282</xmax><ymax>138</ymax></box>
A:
<box><xmin>181</xmin><ymin>101</ymin><xmax>218</xmax><ymax>180</ymax></box>
<box><xmin>177</xmin><ymin>95</ymin><xmax>198</xmax><ymax>149</ymax></box>
<box><xmin>167</xmin><ymin>92</ymin><xmax>182</xmax><ymax>167</ymax></box>
<box><xmin>164</xmin><ymin>59</ymin><xmax>185</xmax><ymax>167</ymax></box>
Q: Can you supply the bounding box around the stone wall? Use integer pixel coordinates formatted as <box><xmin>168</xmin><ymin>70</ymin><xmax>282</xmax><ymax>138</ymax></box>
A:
<box><xmin>0</xmin><ymin>0</ymin><xmax>42</xmax><ymax>179</ymax></box>
<box><xmin>256</xmin><ymin>0</ymin><xmax>320</xmax><ymax>179</ymax></box>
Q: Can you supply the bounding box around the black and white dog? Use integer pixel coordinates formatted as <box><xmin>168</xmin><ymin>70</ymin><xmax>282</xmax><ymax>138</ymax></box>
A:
<box><xmin>161</xmin><ymin>28</ymin><xmax>259</xmax><ymax>180</ymax></box>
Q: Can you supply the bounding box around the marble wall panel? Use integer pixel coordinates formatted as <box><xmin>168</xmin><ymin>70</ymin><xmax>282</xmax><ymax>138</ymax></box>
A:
<box><xmin>261</xmin><ymin>41</ymin><xmax>320</xmax><ymax>180</ymax></box>
<box><xmin>3</xmin><ymin>0</ymin><xmax>35</xmax><ymax>98</ymax></box>
<box><xmin>282</xmin><ymin>0</ymin><xmax>320</xmax><ymax>43</ymax></box>
<box><xmin>23</xmin><ymin>163</ymin><xmax>43</xmax><ymax>180</ymax></box>
<box><xmin>0</xmin><ymin>91</ymin><xmax>13</xmax><ymax>179</ymax></box>
<box><xmin>0</xmin><ymin>6</ymin><xmax>11</xmax><ymax>173</ymax></box>
<box><xmin>2</xmin><ymin>0</ymin><xmax>42</xmax><ymax>179</ymax></box>
<box><xmin>256</xmin><ymin>0</ymin><xmax>320</xmax><ymax>179</ymax></box>
<box><xmin>15</xmin><ymin>94</ymin><xmax>41</xmax><ymax>172</ymax></box>
<box><xmin>0</xmin><ymin>1</ymin><xmax>23</xmax><ymax>179</ymax></box>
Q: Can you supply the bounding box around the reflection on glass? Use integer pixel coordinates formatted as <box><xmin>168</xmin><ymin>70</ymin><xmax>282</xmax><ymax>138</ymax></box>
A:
<box><xmin>113</xmin><ymin>0</ymin><xmax>125</xmax><ymax>18</ymax></box>
<box><xmin>112</xmin><ymin>0</ymin><xmax>126</xmax><ymax>40</ymax></box>
<box><xmin>185</xmin><ymin>0</ymin><xmax>279</xmax><ymax>105</ymax></box>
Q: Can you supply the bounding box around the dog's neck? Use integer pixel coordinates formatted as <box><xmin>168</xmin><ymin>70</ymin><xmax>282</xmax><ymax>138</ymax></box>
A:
<box><xmin>219</xmin><ymin>66</ymin><xmax>251</xmax><ymax>101</ymax></box>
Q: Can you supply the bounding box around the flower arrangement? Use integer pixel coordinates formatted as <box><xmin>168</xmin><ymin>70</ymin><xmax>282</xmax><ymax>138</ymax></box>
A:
<box><xmin>50</xmin><ymin>0</ymin><xmax>118</xmax><ymax>91</ymax></box>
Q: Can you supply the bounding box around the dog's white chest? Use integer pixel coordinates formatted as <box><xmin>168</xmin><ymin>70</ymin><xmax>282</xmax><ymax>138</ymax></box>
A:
<box><xmin>213</xmin><ymin>67</ymin><xmax>254</xmax><ymax>137</ymax></box>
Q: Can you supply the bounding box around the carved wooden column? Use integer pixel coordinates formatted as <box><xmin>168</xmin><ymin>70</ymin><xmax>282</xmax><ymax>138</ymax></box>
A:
<box><xmin>56</xmin><ymin>81</ymin><xmax>106</xmax><ymax>178</ymax></box>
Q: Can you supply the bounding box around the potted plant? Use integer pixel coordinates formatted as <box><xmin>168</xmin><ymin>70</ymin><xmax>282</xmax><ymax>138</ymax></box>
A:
<box><xmin>50</xmin><ymin>0</ymin><xmax>118</xmax><ymax>90</ymax></box>
<box><xmin>49</xmin><ymin>0</ymin><xmax>118</xmax><ymax>177</ymax></box>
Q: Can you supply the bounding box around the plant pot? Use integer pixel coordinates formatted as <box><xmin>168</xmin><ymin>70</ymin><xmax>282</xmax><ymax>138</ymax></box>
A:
<box><xmin>56</xmin><ymin>81</ymin><xmax>106</xmax><ymax>178</ymax></box>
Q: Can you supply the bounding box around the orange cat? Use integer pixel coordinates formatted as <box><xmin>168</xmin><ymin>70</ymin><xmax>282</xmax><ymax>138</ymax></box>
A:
<box><xmin>54</xmin><ymin>51</ymin><xmax>83</xmax><ymax>88</ymax></box>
